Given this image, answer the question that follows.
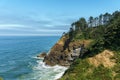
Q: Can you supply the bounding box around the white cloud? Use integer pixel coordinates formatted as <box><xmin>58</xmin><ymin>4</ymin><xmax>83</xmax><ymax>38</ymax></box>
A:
<box><xmin>0</xmin><ymin>24</ymin><xmax>26</xmax><ymax>29</ymax></box>
<box><xmin>0</xmin><ymin>12</ymin><xmax>75</xmax><ymax>36</ymax></box>
<box><xmin>36</xmin><ymin>29</ymin><xmax>67</xmax><ymax>32</ymax></box>
<box><xmin>0</xmin><ymin>33</ymin><xmax>61</xmax><ymax>36</ymax></box>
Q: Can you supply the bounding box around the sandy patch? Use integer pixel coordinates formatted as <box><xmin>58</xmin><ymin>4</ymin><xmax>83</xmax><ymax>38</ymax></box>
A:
<box><xmin>88</xmin><ymin>50</ymin><xmax>116</xmax><ymax>68</ymax></box>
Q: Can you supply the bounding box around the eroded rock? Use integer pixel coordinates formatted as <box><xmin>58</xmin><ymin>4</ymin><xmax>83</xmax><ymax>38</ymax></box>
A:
<box><xmin>37</xmin><ymin>52</ymin><xmax>47</xmax><ymax>58</ymax></box>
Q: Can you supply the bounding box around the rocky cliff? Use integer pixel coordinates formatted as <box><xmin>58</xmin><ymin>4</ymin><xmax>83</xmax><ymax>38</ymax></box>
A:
<box><xmin>42</xmin><ymin>35</ymin><xmax>92</xmax><ymax>66</ymax></box>
<box><xmin>37</xmin><ymin>35</ymin><xmax>120</xmax><ymax>80</ymax></box>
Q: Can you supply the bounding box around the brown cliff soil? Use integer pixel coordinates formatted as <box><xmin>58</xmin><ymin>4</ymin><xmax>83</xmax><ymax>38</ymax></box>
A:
<box><xmin>43</xmin><ymin>36</ymin><xmax>93</xmax><ymax>66</ymax></box>
<box><xmin>43</xmin><ymin>36</ymin><xmax>68</xmax><ymax>66</ymax></box>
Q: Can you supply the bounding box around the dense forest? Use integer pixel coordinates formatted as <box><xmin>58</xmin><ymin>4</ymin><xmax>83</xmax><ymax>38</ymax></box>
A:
<box><xmin>66</xmin><ymin>10</ymin><xmax>120</xmax><ymax>52</ymax></box>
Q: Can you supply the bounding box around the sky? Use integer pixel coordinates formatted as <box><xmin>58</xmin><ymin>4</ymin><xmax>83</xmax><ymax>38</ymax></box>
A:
<box><xmin>0</xmin><ymin>0</ymin><xmax>120</xmax><ymax>36</ymax></box>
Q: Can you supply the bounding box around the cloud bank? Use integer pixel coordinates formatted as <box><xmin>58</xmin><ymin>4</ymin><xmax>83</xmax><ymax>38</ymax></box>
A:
<box><xmin>0</xmin><ymin>13</ymin><xmax>74</xmax><ymax>36</ymax></box>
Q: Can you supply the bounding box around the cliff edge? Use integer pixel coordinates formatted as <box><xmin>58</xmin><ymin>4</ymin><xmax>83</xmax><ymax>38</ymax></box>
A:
<box><xmin>43</xmin><ymin>35</ymin><xmax>92</xmax><ymax>66</ymax></box>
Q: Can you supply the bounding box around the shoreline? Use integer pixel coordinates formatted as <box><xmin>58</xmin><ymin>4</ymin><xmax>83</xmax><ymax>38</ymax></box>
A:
<box><xmin>35</xmin><ymin>55</ymin><xmax>68</xmax><ymax>80</ymax></box>
<box><xmin>37</xmin><ymin>36</ymin><xmax>91</xmax><ymax>79</ymax></box>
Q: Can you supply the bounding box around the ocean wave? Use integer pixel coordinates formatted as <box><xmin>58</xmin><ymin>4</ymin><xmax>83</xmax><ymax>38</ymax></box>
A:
<box><xmin>32</xmin><ymin>56</ymin><xmax>44</xmax><ymax>60</ymax></box>
<box><xmin>32</xmin><ymin>60</ymin><xmax>68</xmax><ymax>80</ymax></box>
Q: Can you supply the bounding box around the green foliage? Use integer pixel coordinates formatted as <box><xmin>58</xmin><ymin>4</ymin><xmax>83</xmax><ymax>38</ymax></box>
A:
<box><xmin>91</xmin><ymin>65</ymin><xmax>113</xmax><ymax>80</ymax></box>
<box><xmin>60</xmin><ymin>59</ymin><xmax>93</xmax><ymax>80</ymax></box>
<box><xmin>60</xmin><ymin>51</ymin><xmax>120</xmax><ymax>80</ymax></box>
<box><xmin>60</xmin><ymin>59</ymin><xmax>114</xmax><ymax>80</ymax></box>
<box><xmin>84</xmin><ymin>26</ymin><xmax>105</xmax><ymax>39</ymax></box>
<box><xmin>80</xmin><ymin>10</ymin><xmax>120</xmax><ymax>53</ymax></box>
<box><xmin>104</xmin><ymin>13</ymin><xmax>120</xmax><ymax>51</ymax></box>
<box><xmin>72</xmin><ymin>17</ymin><xmax>88</xmax><ymax>31</ymax></box>
<box><xmin>60</xmin><ymin>10</ymin><xmax>120</xmax><ymax>80</ymax></box>
<box><xmin>112</xmin><ymin>51</ymin><xmax>120</xmax><ymax>80</ymax></box>
<box><xmin>87</xmin><ymin>38</ymin><xmax>105</xmax><ymax>57</ymax></box>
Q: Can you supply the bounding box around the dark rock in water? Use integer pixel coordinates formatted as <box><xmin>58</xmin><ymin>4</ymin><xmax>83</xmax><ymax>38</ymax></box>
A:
<box><xmin>37</xmin><ymin>52</ymin><xmax>47</xmax><ymax>58</ymax></box>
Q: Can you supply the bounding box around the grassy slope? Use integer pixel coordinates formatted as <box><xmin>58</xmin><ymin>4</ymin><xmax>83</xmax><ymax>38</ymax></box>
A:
<box><xmin>60</xmin><ymin>11</ymin><xmax>120</xmax><ymax>80</ymax></box>
<box><xmin>60</xmin><ymin>50</ymin><xmax>120</xmax><ymax>80</ymax></box>
<box><xmin>60</xmin><ymin>48</ymin><xmax>120</xmax><ymax>80</ymax></box>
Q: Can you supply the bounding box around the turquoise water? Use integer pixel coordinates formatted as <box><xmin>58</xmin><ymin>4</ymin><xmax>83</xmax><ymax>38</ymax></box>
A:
<box><xmin>0</xmin><ymin>36</ymin><xmax>67</xmax><ymax>80</ymax></box>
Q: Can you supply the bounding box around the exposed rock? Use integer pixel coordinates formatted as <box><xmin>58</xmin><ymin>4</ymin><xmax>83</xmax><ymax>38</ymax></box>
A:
<box><xmin>43</xmin><ymin>36</ymin><xmax>92</xmax><ymax>66</ymax></box>
<box><xmin>43</xmin><ymin>49</ymin><xmax>69</xmax><ymax>66</ymax></box>
<box><xmin>37</xmin><ymin>52</ymin><xmax>47</xmax><ymax>58</ymax></box>
<box><xmin>43</xmin><ymin>36</ymin><xmax>69</xmax><ymax>66</ymax></box>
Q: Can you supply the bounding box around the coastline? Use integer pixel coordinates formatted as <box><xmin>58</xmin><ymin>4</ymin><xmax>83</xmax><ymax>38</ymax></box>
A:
<box><xmin>37</xmin><ymin>36</ymin><xmax>92</xmax><ymax>80</ymax></box>
<box><xmin>35</xmin><ymin>55</ymin><xmax>68</xmax><ymax>80</ymax></box>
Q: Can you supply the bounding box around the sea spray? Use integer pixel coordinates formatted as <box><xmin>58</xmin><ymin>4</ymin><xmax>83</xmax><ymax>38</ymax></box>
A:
<box><xmin>32</xmin><ymin>58</ymin><xmax>68</xmax><ymax>80</ymax></box>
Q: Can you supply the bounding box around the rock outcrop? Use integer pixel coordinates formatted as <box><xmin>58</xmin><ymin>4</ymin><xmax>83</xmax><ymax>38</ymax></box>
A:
<box><xmin>37</xmin><ymin>52</ymin><xmax>47</xmax><ymax>58</ymax></box>
<box><xmin>43</xmin><ymin>36</ymin><xmax>69</xmax><ymax>66</ymax></box>
<box><xmin>43</xmin><ymin>36</ymin><xmax>92</xmax><ymax>66</ymax></box>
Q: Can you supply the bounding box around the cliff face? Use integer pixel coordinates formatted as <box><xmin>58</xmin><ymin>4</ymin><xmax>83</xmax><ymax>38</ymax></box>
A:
<box><xmin>42</xmin><ymin>10</ymin><xmax>120</xmax><ymax>79</ymax></box>
<box><xmin>43</xmin><ymin>36</ymin><xmax>92</xmax><ymax>66</ymax></box>
<box><xmin>42</xmin><ymin>35</ymin><xmax>119</xmax><ymax>80</ymax></box>
<box><xmin>41</xmin><ymin>35</ymin><xmax>120</xmax><ymax>80</ymax></box>
<box><xmin>43</xmin><ymin>36</ymin><xmax>68</xmax><ymax>66</ymax></box>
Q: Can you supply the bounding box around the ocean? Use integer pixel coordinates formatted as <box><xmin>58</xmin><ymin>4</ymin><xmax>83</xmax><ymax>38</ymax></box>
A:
<box><xmin>0</xmin><ymin>36</ymin><xmax>67</xmax><ymax>80</ymax></box>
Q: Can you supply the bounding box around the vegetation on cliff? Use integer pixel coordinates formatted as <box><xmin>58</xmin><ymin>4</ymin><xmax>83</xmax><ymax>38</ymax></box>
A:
<box><xmin>60</xmin><ymin>10</ymin><xmax>120</xmax><ymax>80</ymax></box>
<box><xmin>60</xmin><ymin>50</ymin><xmax>120</xmax><ymax>80</ymax></box>
<box><xmin>42</xmin><ymin>10</ymin><xmax>120</xmax><ymax>80</ymax></box>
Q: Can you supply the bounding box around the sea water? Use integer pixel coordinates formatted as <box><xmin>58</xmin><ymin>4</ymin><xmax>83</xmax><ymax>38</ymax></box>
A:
<box><xmin>0</xmin><ymin>36</ymin><xmax>67</xmax><ymax>80</ymax></box>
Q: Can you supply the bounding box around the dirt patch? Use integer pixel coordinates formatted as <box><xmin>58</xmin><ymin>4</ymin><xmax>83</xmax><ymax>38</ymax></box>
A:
<box><xmin>88</xmin><ymin>50</ymin><xmax>116</xmax><ymax>68</ymax></box>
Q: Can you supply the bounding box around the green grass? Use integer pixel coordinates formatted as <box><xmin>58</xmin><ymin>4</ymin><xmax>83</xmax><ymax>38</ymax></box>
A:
<box><xmin>60</xmin><ymin>59</ymin><xmax>93</xmax><ymax>80</ymax></box>
<box><xmin>60</xmin><ymin>51</ymin><xmax>120</xmax><ymax>80</ymax></box>
<box><xmin>112</xmin><ymin>51</ymin><xmax>120</xmax><ymax>80</ymax></box>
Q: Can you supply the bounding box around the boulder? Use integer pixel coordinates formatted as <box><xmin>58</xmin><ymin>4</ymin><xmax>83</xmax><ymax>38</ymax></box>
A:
<box><xmin>37</xmin><ymin>52</ymin><xmax>47</xmax><ymax>58</ymax></box>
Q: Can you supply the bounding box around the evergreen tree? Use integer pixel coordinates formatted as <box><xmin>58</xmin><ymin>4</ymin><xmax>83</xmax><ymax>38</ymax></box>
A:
<box><xmin>99</xmin><ymin>14</ymin><xmax>103</xmax><ymax>25</ymax></box>
<box><xmin>88</xmin><ymin>16</ymin><xmax>94</xmax><ymax>27</ymax></box>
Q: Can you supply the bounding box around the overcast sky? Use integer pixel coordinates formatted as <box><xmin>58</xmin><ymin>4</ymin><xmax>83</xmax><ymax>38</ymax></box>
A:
<box><xmin>0</xmin><ymin>0</ymin><xmax>120</xmax><ymax>36</ymax></box>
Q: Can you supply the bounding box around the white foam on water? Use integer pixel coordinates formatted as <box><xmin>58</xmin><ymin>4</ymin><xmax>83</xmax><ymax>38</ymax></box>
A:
<box><xmin>32</xmin><ymin>59</ymin><xmax>68</xmax><ymax>80</ymax></box>
<box><xmin>20</xmin><ymin>56</ymin><xmax>68</xmax><ymax>80</ymax></box>
<box><xmin>32</xmin><ymin>56</ymin><xmax>44</xmax><ymax>60</ymax></box>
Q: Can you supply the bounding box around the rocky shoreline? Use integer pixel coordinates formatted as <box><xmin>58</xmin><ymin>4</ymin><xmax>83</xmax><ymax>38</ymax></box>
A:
<box><xmin>36</xmin><ymin>36</ymin><xmax>92</xmax><ymax>80</ymax></box>
<box><xmin>37</xmin><ymin>36</ymin><xmax>92</xmax><ymax>66</ymax></box>
<box><xmin>37</xmin><ymin>9</ymin><xmax>120</xmax><ymax>80</ymax></box>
